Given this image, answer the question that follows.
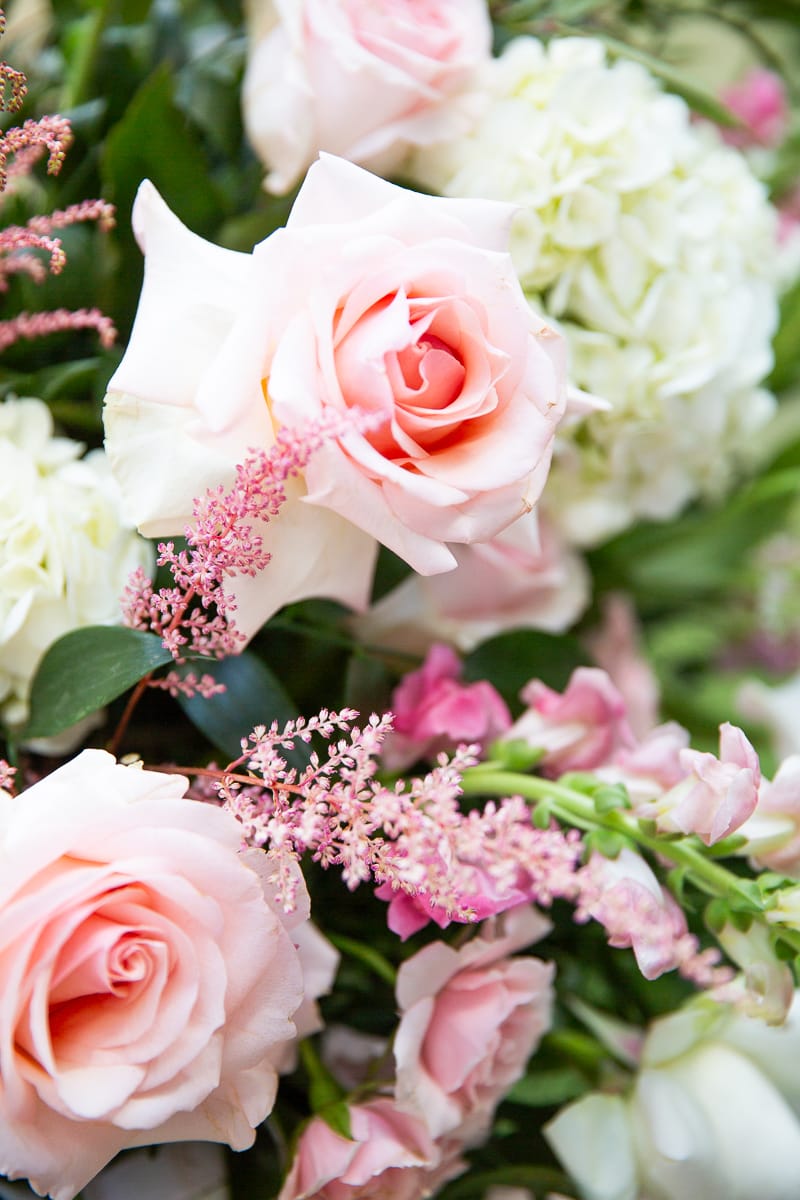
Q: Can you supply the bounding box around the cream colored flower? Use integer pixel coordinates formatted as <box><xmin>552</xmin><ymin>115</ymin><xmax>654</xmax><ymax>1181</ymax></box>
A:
<box><xmin>0</xmin><ymin>396</ymin><xmax>151</xmax><ymax>732</ymax></box>
<box><xmin>412</xmin><ymin>36</ymin><xmax>780</xmax><ymax>545</ymax></box>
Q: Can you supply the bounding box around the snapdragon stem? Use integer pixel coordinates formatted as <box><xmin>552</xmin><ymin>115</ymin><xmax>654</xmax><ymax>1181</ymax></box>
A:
<box><xmin>461</xmin><ymin>766</ymin><xmax>800</xmax><ymax>960</ymax></box>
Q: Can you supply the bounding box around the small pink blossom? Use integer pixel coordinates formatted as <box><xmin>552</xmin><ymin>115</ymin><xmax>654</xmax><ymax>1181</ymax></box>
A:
<box><xmin>277</xmin><ymin>1097</ymin><xmax>464</xmax><ymax>1200</ymax></box>
<box><xmin>506</xmin><ymin>667</ymin><xmax>636</xmax><ymax>776</ymax></box>
<box><xmin>394</xmin><ymin>906</ymin><xmax>553</xmax><ymax>1143</ymax></box>
<box><xmin>576</xmin><ymin>849</ymin><xmax>727</xmax><ymax>985</ymax></box>
<box><xmin>596</xmin><ymin>721</ymin><xmax>691</xmax><ymax>808</ymax></box>
<box><xmin>720</xmin><ymin>68</ymin><xmax>789</xmax><ymax>149</ymax></box>
<box><xmin>376</xmin><ymin>861</ymin><xmax>537</xmax><ymax>941</ymax></box>
<box><xmin>652</xmin><ymin>722</ymin><xmax>761</xmax><ymax>846</ymax></box>
<box><xmin>381</xmin><ymin>644</ymin><xmax>511</xmax><ymax>772</ymax></box>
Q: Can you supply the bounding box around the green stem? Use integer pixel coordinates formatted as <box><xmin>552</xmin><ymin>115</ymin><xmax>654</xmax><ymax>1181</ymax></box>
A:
<box><xmin>462</xmin><ymin>766</ymin><xmax>800</xmax><ymax>959</ymax></box>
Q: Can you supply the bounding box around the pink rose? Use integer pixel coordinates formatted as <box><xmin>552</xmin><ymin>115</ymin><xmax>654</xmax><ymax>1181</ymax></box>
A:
<box><xmin>104</xmin><ymin>156</ymin><xmax>566</xmax><ymax>638</ymax></box>
<box><xmin>242</xmin><ymin>0</ymin><xmax>492</xmax><ymax>194</ymax></box>
<box><xmin>0</xmin><ymin>749</ymin><xmax>304</xmax><ymax>1200</ymax></box>
<box><xmin>381</xmin><ymin>643</ymin><xmax>511</xmax><ymax>772</ymax></box>
<box><xmin>352</xmin><ymin>513</ymin><xmax>590</xmax><ymax>656</ymax></box>
<box><xmin>277</xmin><ymin>1097</ymin><xmax>464</xmax><ymax>1200</ymax></box>
<box><xmin>720</xmin><ymin>68</ymin><xmax>789</xmax><ymax>149</ymax></box>
<box><xmin>506</xmin><ymin>667</ymin><xmax>636</xmax><ymax>776</ymax></box>
<box><xmin>394</xmin><ymin>906</ymin><xmax>553</xmax><ymax>1142</ymax></box>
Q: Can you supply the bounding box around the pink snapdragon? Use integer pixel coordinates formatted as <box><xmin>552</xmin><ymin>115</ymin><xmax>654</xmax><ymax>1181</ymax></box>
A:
<box><xmin>506</xmin><ymin>667</ymin><xmax>636</xmax><ymax>775</ymax></box>
<box><xmin>381</xmin><ymin>643</ymin><xmax>512</xmax><ymax>772</ymax></box>
<box><xmin>646</xmin><ymin>722</ymin><xmax>761</xmax><ymax>846</ymax></box>
<box><xmin>720</xmin><ymin>68</ymin><xmax>789</xmax><ymax>149</ymax></box>
<box><xmin>576</xmin><ymin>849</ymin><xmax>730</xmax><ymax>986</ymax></box>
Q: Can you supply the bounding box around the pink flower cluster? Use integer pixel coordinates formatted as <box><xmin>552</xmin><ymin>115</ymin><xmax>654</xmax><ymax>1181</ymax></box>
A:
<box><xmin>0</xmin><ymin>23</ymin><xmax>115</xmax><ymax>355</ymax></box>
<box><xmin>219</xmin><ymin>710</ymin><xmax>583</xmax><ymax>925</ymax></box>
<box><xmin>280</xmin><ymin>907</ymin><xmax>553</xmax><ymax>1200</ymax></box>
<box><xmin>381</xmin><ymin>642</ymin><xmax>511</xmax><ymax>772</ymax></box>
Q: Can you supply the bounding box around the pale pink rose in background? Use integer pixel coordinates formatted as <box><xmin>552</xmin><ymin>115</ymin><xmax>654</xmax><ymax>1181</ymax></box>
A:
<box><xmin>720</xmin><ymin>68</ymin><xmax>789</xmax><ymax>149</ymax></box>
<box><xmin>381</xmin><ymin>643</ymin><xmax>511</xmax><ymax>772</ymax></box>
<box><xmin>585</xmin><ymin>594</ymin><xmax>660</xmax><ymax>740</ymax></box>
<box><xmin>0</xmin><ymin>749</ymin><xmax>304</xmax><ymax>1200</ymax></box>
<box><xmin>352</xmin><ymin>512</ymin><xmax>590</xmax><ymax>657</ymax></box>
<box><xmin>82</xmin><ymin>1143</ymin><xmax>229</xmax><ymax>1200</ymax></box>
<box><xmin>104</xmin><ymin>156</ymin><xmax>566</xmax><ymax>639</ymax></box>
<box><xmin>738</xmin><ymin>671</ymin><xmax>800</xmax><ymax>761</ymax></box>
<box><xmin>505</xmin><ymin>667</ymin><xmax>636</xmax><ymax>776</ymax></box>
<box><xmin>242</xmin><ymin>0</ymin><xmax>493</xmax><ymax>194</ymax></box>
<box><xmin>394</xmin><ymin>906</ymin><xmax>553</xmax><ymax>1142</ymax></box>
<box><xmin>579</xmin><ymin>848</ymin><xmax>689</xmax><ymax>981</ymax></box>
<box><xmin>321</xmin><ymin>1026</ymin><xmax>391</xmax><ymax>1092</ymax></box>
<box><xmin>277</xmin><ymin>1097</ymin><xmax>465</xmax><ymax>1199</ymax></box>
<box><xmin>741</xmin><ymin>756</ymin><xmax>800</xmax><ymax>876</ymax></box>
<box><xmin>649</xmin><ymin>722</ymin><xmax>761</xmax><ymax>846</ymax></box>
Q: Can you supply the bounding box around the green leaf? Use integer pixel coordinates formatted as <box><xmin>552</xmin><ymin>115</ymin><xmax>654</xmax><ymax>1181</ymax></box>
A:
<box><xmin>22</xmin><ymin>627</ymin><xmax>173</xmax><ymax>738</ymax></box>
<box><xmin>464</xmin><ymin>630</ymin><xmax>587</xmax><ymax>711</ymax></box>
<box><xmin>299</xmin><ymin>1040</ymin><xmax>346</xmax><ymax>1114</ymax></box>
<box><xmin>593</xmin><ymin>784</ymin><xmax>631</xmax><ymax>814</ymax></box>
<box><xmin>770</xmin><ymin>275</ymin><xmax>800</xmax><ymax>394</ymax></box>
<box><xmin>317</xmin><ymin>1101</ymin><xmax>353</xmax><ymax>1142</ymax></box>
<box><xmin>507</xmin><ymin>1066</ymin><xmax>588</xmax><ymax>1107</ymax></box>
<box><xmin>326</xmin><ymin>932</ymin><xmax>397</xmax><ymax>987</ymax></box>
<box><xmin>102</xmin><ymin>65</ymin><xmax>220</xmax><ymax>237</ymax></box>
<box><xmin>176</xmin><ymin>652</ymin><xmax>309</xmax><ymax>767</ymax></box>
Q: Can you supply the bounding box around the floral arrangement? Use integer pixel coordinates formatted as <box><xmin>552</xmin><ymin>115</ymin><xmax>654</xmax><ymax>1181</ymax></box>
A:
<box><xmin>2</xmin><ymin>1</ymin><xmax>800</xmax><ymax>1199</ymax></box>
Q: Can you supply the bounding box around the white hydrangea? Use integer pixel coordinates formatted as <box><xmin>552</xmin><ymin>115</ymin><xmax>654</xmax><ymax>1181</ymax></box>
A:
<box><xmin>412</xmin><ymin>36</ymin><xmax>781</xmax><ymax>546</ymax></box>
<box><xmin>0</xmin><ymin>396</ymin><xmax>152</xmax><ymax>731</ymax></box>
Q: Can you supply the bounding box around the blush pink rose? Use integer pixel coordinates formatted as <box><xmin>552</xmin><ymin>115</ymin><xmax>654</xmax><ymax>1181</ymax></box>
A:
<box><xmin>352</xmin><ymin>512</ymin><xmax>590</xmax><ymax>656</ymax></box>
<box><xmin>243</xmin><ymin>0</ymin><xmax>492</xmax><ymax>194</ymax></box>
<box><xmin>0</xmin><ymin>749</ymin><xmax>304</xmax><ymax>1200</ymax></box>
<box><xmin>104</xmin><ymin>156</ymin><xmax>566</xmax><ymax>639</ymax></box>
<box><xmin>506</xmin><ymin>667</ymin><xmax>636</xmax><ymax>776</ymax></box>
<box><xmin>393</xmin><ymin>906</ymin><xmax>553</xmax><ymax>1142</ymax></box>
<box><xmin>381</xmin><ymin>643</ymin><xmax>511</xmax><ymax>772</ymax></box>
<box><xmin>277</xmin><ymin>1097</ymin><xmax>464</xmax><ymax>1200</ymax></box>
<box><xmin>720</xmin><ymin>68</ymin><xmax>789</xmax><ymax>149</ymax></box>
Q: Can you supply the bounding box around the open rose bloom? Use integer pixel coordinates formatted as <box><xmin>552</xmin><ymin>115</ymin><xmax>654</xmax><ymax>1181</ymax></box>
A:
<box><xmin>104</xmin><ymin>155</ymin><xmax>566</xmax><ymax>641</ymax></box>
<box><xmin>242</xmin><ymin>0</ymin><xmax>493</xmax><ymax>194</ymax></box>
<box><xmin>0</xmin><ymin>750</ymin><xmax>304</xmax><ymax>1200</ymax></box>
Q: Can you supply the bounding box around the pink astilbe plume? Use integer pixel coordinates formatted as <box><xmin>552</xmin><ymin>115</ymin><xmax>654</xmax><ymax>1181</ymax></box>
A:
<box><xmin>214</xmin><ymin>710</ymin><xmax>584</xmax><ymax>922</ymax></box>
<box><xmin>123</xmin><ymin>412</ymin><xmax>364</xmax><ymax>699</ymax></box>
<box><xmin>0</xmin><ymin>20</ymin><xmax>116</xmax><ymax>353</ymax></box>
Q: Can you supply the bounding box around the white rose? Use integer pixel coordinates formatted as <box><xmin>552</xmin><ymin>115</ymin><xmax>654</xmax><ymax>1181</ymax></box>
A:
<box><xmin>546</xmin><ymin>997</ymin><xmax>800</xmax><ymax>1200</ymax></box>
<box><xmin>0</xmin><ymin>397</ymin><xmax>152</xmax><ymax>733</ymax></box>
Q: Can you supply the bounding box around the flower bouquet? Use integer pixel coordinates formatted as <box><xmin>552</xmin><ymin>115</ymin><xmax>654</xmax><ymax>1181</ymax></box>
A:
<box><xmin>2</xmin><ymin>0</ymin><xmax>800</xmax><ymax>1197</ymax></box>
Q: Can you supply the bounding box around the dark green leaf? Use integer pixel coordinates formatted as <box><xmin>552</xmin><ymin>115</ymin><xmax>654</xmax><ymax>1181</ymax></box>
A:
<box><xmin>102</xmin><ymin>65</ymin><xmax>220</xmax><ymax>238</ymax></box>
<box><xmin>176</xmin><ymin>651</ymin><xmax>309</xmax><ymax>767</ymax></box>
<box><xmin>507</xmin><ymin>1066</ymin><xmax>588</xmax><ymax>1107</ymax></box>
<box><xmin>22</xmin><ymin>627</ymin><xmax>173</xmax><ymax>738</ymax></box>
<box><xmin>770</xmin><ymin>276</ymin><xmax>800</xmax><ymax>394</ymax></box>
<box><xmin>464</xmin><ymin>630</ymin><xmax>588</xmax><ymax>711</ymax></box>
